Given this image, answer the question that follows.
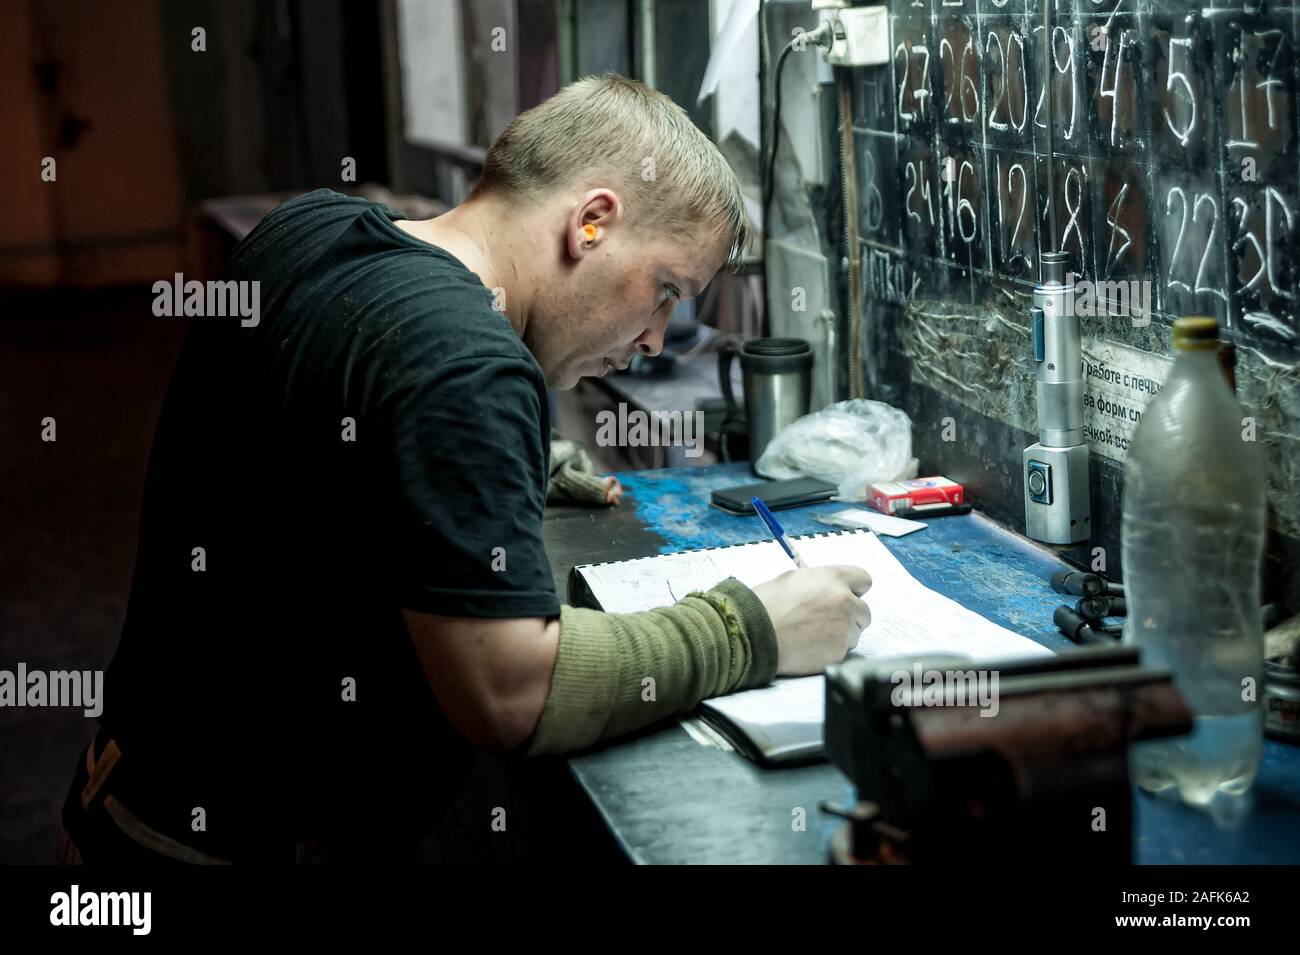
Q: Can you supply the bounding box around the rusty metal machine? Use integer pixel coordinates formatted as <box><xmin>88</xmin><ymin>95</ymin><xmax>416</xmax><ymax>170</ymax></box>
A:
<box><xmin>820</xmin><ymin>647</ymin><xmax>1192</xmax><ymax>864</ymax></box>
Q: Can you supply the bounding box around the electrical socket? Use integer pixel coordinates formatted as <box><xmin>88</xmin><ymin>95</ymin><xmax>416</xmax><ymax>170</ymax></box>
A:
<box><xmin>819</xmin><ymin>7</ymin><xmax>889</xmax><ymax>67</ymax></box>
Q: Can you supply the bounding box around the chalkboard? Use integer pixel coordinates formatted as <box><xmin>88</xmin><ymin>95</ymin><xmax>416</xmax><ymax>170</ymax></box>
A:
<box><xmin>849</xmin><ymin>0</ymin><xmax>1300</xmax><ymax>585</ymax></box>
<box><xmin>856</xmin><ymin>0</ymin><xmax>1300</xmax><ymax>349</ymax></box>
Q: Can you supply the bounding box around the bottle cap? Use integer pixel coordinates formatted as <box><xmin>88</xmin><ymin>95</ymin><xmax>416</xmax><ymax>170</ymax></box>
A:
<box><xmin>1172</xmin><ymin>316</ymin><xmax>1219</xmax><ymax>351</ymax></box>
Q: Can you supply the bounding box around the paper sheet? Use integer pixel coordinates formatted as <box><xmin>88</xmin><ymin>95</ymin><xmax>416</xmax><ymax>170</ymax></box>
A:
<box><xmin>578</xmin><ymin>530</ymin><xmax>1051</xmax><ymax>740</ymax></box>
<box><xmin>814</xmin><ymin>507</ymin><xmax>928</xmax><ymax>537</ymax></box>
<box><xmin>580</xmin><ymin>530</ymin><xmax>1047</xmax><ymax>661</ymax></box>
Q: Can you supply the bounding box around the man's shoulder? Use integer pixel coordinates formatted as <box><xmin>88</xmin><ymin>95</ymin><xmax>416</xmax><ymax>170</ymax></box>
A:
<box><xmin>399</xmin><ymin>322</ymin><xmax>546</xmax><ymax>402</ymax></box>
<box><xmin>231</xmin><ymin>190</ymin><xmax>547</xmax><ymax>394</ymax></box>
<box><xmin>268</xmin><ymin>188</ymin><xmax>372</xmax><ymax>226</ymax></box>
<box><xmin>222</xmin><ymin>189</ymin><xmax>374</xmax><ymax>285</ymax></box>
<box><xmin>240</xmin><ymin>189</ymin><xmax>394</xmax><ymax>264</ymax></box>
<box><xmin>360</xmin><ymin>262</ymin><xmax>539</xmax><ymax>378</ymax></box>
<box><xmin>335</xmin><ymin>267</ymin><xmax>547</xmax><ymax>418</ymax></box>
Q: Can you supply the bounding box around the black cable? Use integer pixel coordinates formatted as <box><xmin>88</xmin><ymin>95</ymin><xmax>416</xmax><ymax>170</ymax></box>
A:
<box><xmin>763</xmin><ymin>38</ymin><xmax>798</xmax><ymax>239</ymax></box>
<box><xmin>761</xmin><ymin>17</ymin><xmax>833</xmax><ymax>271</ymax></box>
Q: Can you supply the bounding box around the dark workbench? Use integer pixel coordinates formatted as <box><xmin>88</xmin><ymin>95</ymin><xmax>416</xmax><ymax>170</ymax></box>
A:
<box><xmin>541</xmin><ymin>461</ymin><xmax>1300</xmax><ymax>864</ymax></box>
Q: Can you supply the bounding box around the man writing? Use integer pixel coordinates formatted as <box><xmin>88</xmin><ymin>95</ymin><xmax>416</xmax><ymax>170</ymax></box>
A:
<box><xmin>60</xmin><ymin>75</ymin><xmax>871</xmax><ymax>863</ymax></box>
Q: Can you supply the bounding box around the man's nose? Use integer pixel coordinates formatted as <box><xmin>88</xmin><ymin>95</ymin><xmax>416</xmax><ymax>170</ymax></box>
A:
<box><xmin>635</xmin><ymin>323</ymin><xmax>666</xmax><ymax>357</ymax></box>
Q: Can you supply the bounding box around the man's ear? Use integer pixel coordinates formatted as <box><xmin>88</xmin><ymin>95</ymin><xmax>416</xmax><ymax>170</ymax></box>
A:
<box><xmin>565</xmin><ymin>188</ymin><xmax>620</xmax><ymax>261</ymax></box>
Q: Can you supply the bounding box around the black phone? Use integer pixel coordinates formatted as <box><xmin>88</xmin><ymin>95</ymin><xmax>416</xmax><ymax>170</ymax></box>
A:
<box><xmin>710</xmin><ymin>477</ymin><xmax>838</xmax><ymax>515</ymax></box>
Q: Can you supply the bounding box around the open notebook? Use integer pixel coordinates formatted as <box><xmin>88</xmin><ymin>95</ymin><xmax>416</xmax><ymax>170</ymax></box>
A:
<box><xmin>569</xmin><ymin>529</ymin><xmax>1052</xmax><ymax>764</ymax></box>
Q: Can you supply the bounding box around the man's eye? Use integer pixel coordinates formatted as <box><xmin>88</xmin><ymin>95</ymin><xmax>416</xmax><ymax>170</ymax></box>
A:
<box><xmin>664</xmin><ymin>285</ymin><xmax>681</xmax><ymax>302</ymax></box>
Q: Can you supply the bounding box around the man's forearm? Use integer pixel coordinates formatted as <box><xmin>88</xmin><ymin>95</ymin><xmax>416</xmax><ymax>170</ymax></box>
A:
<box><xmin>525</xmin><ymin>579</ymin><xmax>777</xmax><ymax>755</ymax></box>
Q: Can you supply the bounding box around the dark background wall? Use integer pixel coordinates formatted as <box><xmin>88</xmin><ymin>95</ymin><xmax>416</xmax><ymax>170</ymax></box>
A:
<box><xmin>849</xmin><ymin>0</ymin><xmax>1300</xmax><ymax>608</ymax></box>
<box><xmin>158</xmin><ymin>0</ymin><xmax>388</xmax><ymax>198</ymax></box>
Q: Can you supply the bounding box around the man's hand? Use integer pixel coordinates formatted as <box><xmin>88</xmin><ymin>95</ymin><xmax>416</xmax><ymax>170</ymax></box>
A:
<box><xmin>750</xmin><ymin>565</ymin><xmax>872</xmax><ymax>676</ymax></box>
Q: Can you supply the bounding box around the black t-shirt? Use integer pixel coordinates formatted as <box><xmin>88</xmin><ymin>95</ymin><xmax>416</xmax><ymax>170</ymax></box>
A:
<box><xmin>105</xmin><ymin>189</ymin><xmax>560</xmax><ymax>855</ymax></box>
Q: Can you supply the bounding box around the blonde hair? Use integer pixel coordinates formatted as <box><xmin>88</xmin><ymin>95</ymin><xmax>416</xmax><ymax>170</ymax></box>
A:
<box><xmin>472</xmin><ymin>74</ymin><xmax>750</xmax><ymax>265</ymax></box>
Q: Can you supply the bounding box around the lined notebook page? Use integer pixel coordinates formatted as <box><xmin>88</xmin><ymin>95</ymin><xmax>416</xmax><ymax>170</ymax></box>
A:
<box><xmin>578</xmin><ymin>530</ymin><xmax>1051</xmax><ymax>663</ymax></box>
<box><xmin>577</xmin><ymin>530</ymin><xmax>1051</xmax><ymax>755</ymax></box>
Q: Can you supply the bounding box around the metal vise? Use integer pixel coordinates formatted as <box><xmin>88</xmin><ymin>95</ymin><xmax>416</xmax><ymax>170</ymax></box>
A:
<box><xmin>821</xmin><ymin>646</ymin><xmax>1191</xmax><ymax>864</ymax></box>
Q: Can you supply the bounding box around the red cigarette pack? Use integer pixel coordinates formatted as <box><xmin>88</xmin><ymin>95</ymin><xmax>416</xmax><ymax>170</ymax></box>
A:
<box><xmin>867</xmin><ymin>477</ymin><xmax>964</xmax><ymax>514</ymax></box>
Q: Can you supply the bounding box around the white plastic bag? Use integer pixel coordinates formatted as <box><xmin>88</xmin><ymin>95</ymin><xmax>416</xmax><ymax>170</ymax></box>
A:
<box><xmin>754</xmin><ymin>399</ymin><xmax>916</xmax><ymax>500</ymax></box>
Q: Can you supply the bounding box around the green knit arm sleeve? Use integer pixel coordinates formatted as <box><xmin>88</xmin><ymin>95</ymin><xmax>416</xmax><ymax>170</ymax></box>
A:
<box><xmin>525</xmin><ymin>578</ymin><xmax>778</xmax><ymax>755</ymax></box>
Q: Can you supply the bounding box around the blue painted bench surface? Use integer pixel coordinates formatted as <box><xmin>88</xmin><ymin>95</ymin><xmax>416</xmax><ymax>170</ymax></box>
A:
<box><xmin>564</xmin><ymin>462</ymin><xmax>1300</xmax><ymax>865</ymax></box>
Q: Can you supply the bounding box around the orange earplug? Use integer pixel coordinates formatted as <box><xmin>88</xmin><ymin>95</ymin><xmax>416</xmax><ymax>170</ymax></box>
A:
<box><xmin>582</xmin><ymin>224</ymin><xmax>597</xmax><ymax>242</ymax></box>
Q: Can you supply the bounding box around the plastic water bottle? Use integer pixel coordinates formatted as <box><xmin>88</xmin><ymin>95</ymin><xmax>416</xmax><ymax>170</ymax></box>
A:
<box><xmin>1121</xmin><ymin>317</ymin><xmax>1266</xmax><ymax>813</ymax></box>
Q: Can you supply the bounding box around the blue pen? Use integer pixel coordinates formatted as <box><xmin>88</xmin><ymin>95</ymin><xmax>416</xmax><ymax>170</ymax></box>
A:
<box><xmin>752</xmin><ymin>497</ymin><xmax>808</xmax><ymax>568</ymax></box>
